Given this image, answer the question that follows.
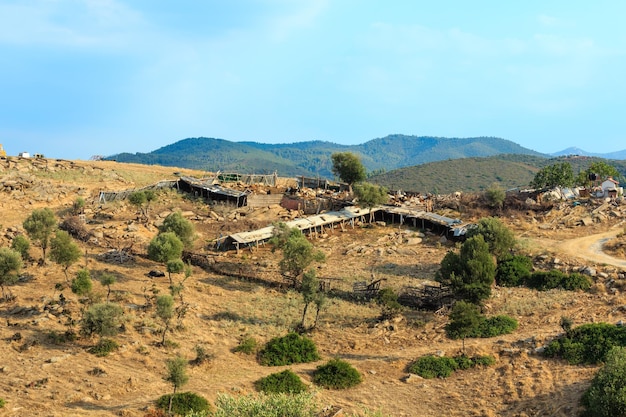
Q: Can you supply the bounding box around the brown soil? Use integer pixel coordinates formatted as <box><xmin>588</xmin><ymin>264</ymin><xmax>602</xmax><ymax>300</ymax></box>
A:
<box><xmin>0</xmin><ymin>157</ymin><xmax>625</xmax><ymax>417</ymax></box>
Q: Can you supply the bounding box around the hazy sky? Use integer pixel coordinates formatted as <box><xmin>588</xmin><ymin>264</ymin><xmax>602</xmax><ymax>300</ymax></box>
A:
<box><xmin>1</xmin><ymin>1</ymin><xmax>625</xmax><ymax>160</ymax></box>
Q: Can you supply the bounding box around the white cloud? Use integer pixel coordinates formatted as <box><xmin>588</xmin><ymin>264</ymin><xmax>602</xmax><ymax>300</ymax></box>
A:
<box><xmin>0</xmin><ymin>0</ymin><xmax>145</xmax><ymax>48</ymax></box>
<box><xmin>265</xmin><ymin>0</ymin><xmax>329</xmax><ymax>42</ymax></box>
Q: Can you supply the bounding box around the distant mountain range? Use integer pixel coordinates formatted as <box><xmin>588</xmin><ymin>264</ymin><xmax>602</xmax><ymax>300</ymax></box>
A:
<box><xmin>107</xmin><ymin>135</ymin><xmax>547</xmax><ymax>178</ymax></box>
<box><xmin>106</xmin><ymin>135</ymin><xmax>626</xmax><ymax>193</ymax></box>
<box><xmin>550</xmin><ymin>147</ymin><xmax>626</xmax><ymax>160</ymax></box>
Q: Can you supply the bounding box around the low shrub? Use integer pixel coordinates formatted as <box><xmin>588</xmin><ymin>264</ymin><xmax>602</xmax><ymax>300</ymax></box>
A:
<box><xmin>258</xmin><ymin>333</ymin><xmax>320</xmax><ymax>366</ymax></box>
<box><xmin>526</xmin><ymin>269</ymin><xmax>592</xmax><ymax>291</ymax></box>
<box><xmin>408</xmin><ymin>354</ymin><xmax>496</xmax><ymax>379</ymax></box>
<box><xmin>376</xmin><ymin>288</ymin><xmax>403</xmax><ymax>319</ymax></box>
<box><xmin>470</xmin><ymin>315</ymin><xmax>519</xmax><ymax>338</ymax></box>
<box><xmin>581</xmin><ymin>347</ymin><xmax>626</xmax><ymax>417</ymax></box>
<box><xmin>213</xmin><ymin>392</ymin><xmax>318</xmax><ymax>417</ymax></box>
<box><xmin>156</xmin><ymin>391</ymin><xmax>211</xmax><ymax>416</ymax></box>
<box><xmin>544</xmin><ymin>322</ymin><xmax>626</xmax><ymax>364</ymax></box>
<box><xmin>88</xmin><ymin>338</ymin><xmax>119</xmax><ymax>357</ymax></box>
<box><xmin>408</xmin><ymin>355</ymin><xmax>458</xmax><ymax>378</ymax></box>
<box><xmin>312</xmin><ymin>358</ymin><xmax>362</xmax><ymax>389</ymax></box>
<box><xmin>190</xmin><ymin>344</ymin><xmax>214</xmax><ymax>366</ymax></box>
<box><xmin>234</xmin><ymin>337</ymin><xmax>258</xmax><ymax>355</ymax></box>
<box><xmin>495</xmin><ymin>255</ymin><xmax>532</xmax><ymax>287</ymax></box>
<box><xmin>255</xmin><ymin>369</ymin><xmax>308</xmax><ymax>394</ymax></box>
<box><xmin>0</xmin><ymin>398</ymin><xmax>5</xmax><ymax>408</ymax></box>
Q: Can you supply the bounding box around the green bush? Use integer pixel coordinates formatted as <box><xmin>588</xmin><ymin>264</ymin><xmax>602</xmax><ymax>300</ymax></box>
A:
<box><xmin>312</xmin><ymin>358</ymin><xmax>362</xmax><ymax>389</ymax></box>
<box><xmin>526</xmin><ymin>269</ymin><xmax>592</xmax><ymax>291</ymax></box>
<box><xmin>255</xmin><ymin>369</ymin><xmax>308</xmax><ymax>394</ymax></box>
<box><xmin>581</xmin><ymin>347</ymin><xmax>626</xmax><ymax>417</ymax></box>
<box><xmin>88</xmin><ymin>338</ymin><xmax>119</xmax><ymax>357</ymax></box>
<box><xmin>11</xmin><ymin>235</ymin><xmax>31</xmax><ymax>261</ymax></box>
<box><xmin>0</xmin><ymin>398</ymin><xmax>5</xmax><ymax>408</ymax></box>
<box><xmin>234</xmin><ymin>337</ymin><xmax>258</xmax><ymax>355</ymax></box>
<box><xmin>470</xmin><ymin>315</ymin><xmax>519</xmax><ymax>338</ymax></box>
<box><xmin>544</xmin><ymin>323</ymin><xmax>626</xmax><ymax>365</ymax></box>
<box><xmin>213</xmin><ymin>392</ymin><xmax>318</xmax><ymax>417</ymax></box>
<box><xmin>408</xmin><ymin>355</ymin><xmax>458</xmax><ymax>378</ymax></box>
<box><xmin>495</xmin><ymin>255</ymin><xmax>532</xmax><ymax>287</ymax></box>
<box><xmin>376</xmin><ymin>288</ymin><xmax>403</xmax><ymax>319</ymax></box>
<box><xmin>258</xmin><ymin>333</ymin><xmax>320</xmax><ymax>366</ymax></box>
<box><xmin>408</xmin><ymin>354</ymin><xmax>496</xmax><ymax>379</ymax></box>
<box><xmin>156</xmin><ymin>391</ymin><xmax>211</xmax><ymax>416</ymax></box>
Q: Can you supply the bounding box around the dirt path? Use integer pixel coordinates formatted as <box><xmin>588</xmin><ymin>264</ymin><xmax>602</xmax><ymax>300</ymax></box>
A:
<box><xmin>534</xmin><ymin>227</ymin><xmax>626</xmax><ymax>270</ymax></box>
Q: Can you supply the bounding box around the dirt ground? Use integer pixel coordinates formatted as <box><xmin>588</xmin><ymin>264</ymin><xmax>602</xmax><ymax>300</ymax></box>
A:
<box><xmin>0</xmin><ymin>157</ymin><xmax>625</xmax><ymax>417</ymax></box>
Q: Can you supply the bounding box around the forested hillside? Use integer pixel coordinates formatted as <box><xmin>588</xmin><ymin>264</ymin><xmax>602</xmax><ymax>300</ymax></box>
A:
<box><xmin>107</xmin><ymin>135</ymin><xmax>544</xmax><ymax>177</ymax></box>
<box><xmin>368</xmin><ymin>155</ymin><xmax>626</xmax><ymax>194</ymax></box>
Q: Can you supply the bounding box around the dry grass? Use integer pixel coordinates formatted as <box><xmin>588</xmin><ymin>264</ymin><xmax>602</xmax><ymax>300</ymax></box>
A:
<box><xmin>1</xmin><ymin>158</ymin><xmax>625</xmax><ymax>416</ymax></box>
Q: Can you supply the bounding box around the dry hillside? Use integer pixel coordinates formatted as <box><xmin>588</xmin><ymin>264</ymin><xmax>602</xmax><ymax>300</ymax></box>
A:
<box><xmin>1</xmin><ymin>157</ymin><xmax>626</xmax><ymax>417</ymax></box>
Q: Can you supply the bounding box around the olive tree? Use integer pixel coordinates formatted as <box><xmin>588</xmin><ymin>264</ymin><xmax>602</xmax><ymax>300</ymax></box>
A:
<box><xmin>331</xmin><ymin>152</ymin><xmax>366</xmax><ymax>191</ymax></box>
<box><xmin>164</xmin><ymin>355</ymin><xmax>189</xmax><ymax>415</ymax></box>
<box><xmin>23</xmin><ymin>208</ymin><xmax>57</xmax><ymax>260</ymax></box>
<box><xmin>49</xmin><ymin>230</ymin><xmax>82</xmax><ymax>281</ymax></box>
<box><xmin>353</xmin><ymin>182</ymin><xmax>388</xmax><ymax>222</ymax></box>
<box><xmin>148</xmin><ymin>232</ymin><xmax>184</xmax><ymax>263</ymax></box>
<box><xmin>156</xmin><ymin>294</ymin><xmax>174</xmax><ymax>345</ymax></box>
<box><xmin>0</xmin><ymin>248</ymin><xmax>22</xmax><ymax>299</ymax></box>
<box><xmin>576</xmin><ymin>161</ymin><xmax>622</xmax><ymax>187</ymax></box>
<box><xmin>273</xmin><ymin>226</ymin><xmax>325</xmax><ymax>288</ymax></box>
<box><xmin>159</xmin><ymin>211</ymin><xmax>196</xmax><ymax>250</ymax></box>
<box><xmin>530</xmin><ymin>162</ymin><xmax>574</xmax><ymax>189</ymax></box>
<box><xmin>81</xmin><ymin>302</ymin><xmax>124</xmax><ymax>338</ymax></box>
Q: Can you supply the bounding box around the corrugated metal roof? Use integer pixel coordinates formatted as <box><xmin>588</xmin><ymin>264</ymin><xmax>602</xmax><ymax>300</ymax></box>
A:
<box><xmin>179</xmin><ymin>177</ymin><xmax>249</xmax><ymax>198</ymax></box>
<box><xmin>229</xmin><ymin>206</ymin><xmax>377</xmax><ymax>245</ymax></box>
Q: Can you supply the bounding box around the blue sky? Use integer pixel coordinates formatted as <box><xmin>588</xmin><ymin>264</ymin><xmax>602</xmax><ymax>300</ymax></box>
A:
<box><xmin>1</xmin><ymin>1</ymin><xmax>625</xmax><ymax>160</ymax></box>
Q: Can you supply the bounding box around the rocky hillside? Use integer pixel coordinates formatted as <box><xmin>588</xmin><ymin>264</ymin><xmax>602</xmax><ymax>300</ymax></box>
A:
<box><xmin>0</xmin><ymin>156</ymin><xmax>625</xmax><ymax>416</ymax></box>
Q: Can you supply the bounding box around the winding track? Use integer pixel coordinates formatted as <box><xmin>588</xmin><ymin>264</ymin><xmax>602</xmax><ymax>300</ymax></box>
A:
<box><xmin>543</xmin><ymin>228</ymin><xmax>626</xmax><ymax>269</ymax></box>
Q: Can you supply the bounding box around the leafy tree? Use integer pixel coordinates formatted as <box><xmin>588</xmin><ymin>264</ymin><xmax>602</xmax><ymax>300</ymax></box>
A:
<box><xmin>353</xmin><ymin>182</ymin><xmax>388</xmax><ymax>222</ymax></box>
<box><xmin>148</xmin><ymin>232</ymin><xmax>184</xmax><ymax>263</ymax></box>
<box><xmin>11</xmin><ymin>235</ymin><xmax>30</xmax><ymax>261</ymax></box>
<box><xmin>466</xmin><ymin>217</ymin><xmax>516</xmax><ymax>260</ymax></box>
<box><xmin>300</xmin><ymin>269</ymin><xmax>319</xmax><ymax>329</ymax></box>
<box><xmin>581</xmin><ymin>347</ymin><xmax>626</xmax><ymax>417</ymax></box>
<box><xmin>98</xmin><ymin>273</ymin><xmax>116</xmax><ymax>302</ymax></box>
<box><xmin>485</xmin><ymin>183</ymin><xmax>505</xmax><ymax>210</ymax></box>
<box><xmin>0</xmin><ymin>248</ymin><xmax>22</xmax><ymax>299</ymax></box>
<box><xmin>71</xmin><ymin>269</ymin><xmax>93</xmax><ymax>296</ymax></box>
<box><xmin>166</xmin><ymin>259</ymin><xmax>185</xmax><ymax>286</ymax></box>
<box><xmin>81</xmin><ymin>302</ymin><xmax>123</xmax><ymax>338</ymax></box>
<box><xmin>128</xmin><ymin>191</ymin><xmax>147</xmax><ymax>217</ymax></box>
<box><xmin>530</xmin><ymin>162</ymin><xmax>574</xmax><ymax>189</ymax></box>
<box><xmin>436</xmin><ymin>234</ymin><xmax>496</xmax><ymax>304</ymax></box>
<box><xmin>276</xmin><ymin>228</ymin><xmax>325</xmax><ymax>288</ymax></box>
<box><xmin>23</xmin><ymin>208</ymin><xmax>57</xmax><ymax>260</ymax></box>
<box><xmin>156</xmin><ymin>294</ymin><xmax>175</xmax><ymax>345</ymax></box>
<box><xmin>164</xmin><ymin>355</ymin><xmax>189</xmax><ymax>415</ymax></box>
<box><xmin>49</xmin><ymin>230</ymin><xmax>82</xmax><ymax>281</ymax></box>
<box><xmin>446</xmin><ymin>301</ymin><xmax>481</xmax><ymax>353</ymax></box>
<box><xmin>576</xmin><ymin>161</ymin><xmax>622</xmax><ymax>187</ymax></box>
<box><xmin>331</xmin><ymin>152</ymin><xmax>366</xmax><ymax>191</ymax></box>
<box><xmin>159</xmin><ymin>211</ymin><xmax>196</xmax><ymax>249</ymax></box>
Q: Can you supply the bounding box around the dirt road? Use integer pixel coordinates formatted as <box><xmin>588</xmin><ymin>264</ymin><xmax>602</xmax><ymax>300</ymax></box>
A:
<box><xmin>537</xmin><ymin>228</ymin><xmax>626</xmax><ymax>269</ymax></box>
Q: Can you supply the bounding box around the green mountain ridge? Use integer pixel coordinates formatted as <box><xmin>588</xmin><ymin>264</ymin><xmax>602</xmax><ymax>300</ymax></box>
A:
<box><xmin>107</xmin><ymin>135</ymin><xmax>626</xmax><ymax>194</ymax></box>
<box><xmin>107</xmin><ymin>135</ymin><xmax>545</xmax><ymax>178</ymax></box>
